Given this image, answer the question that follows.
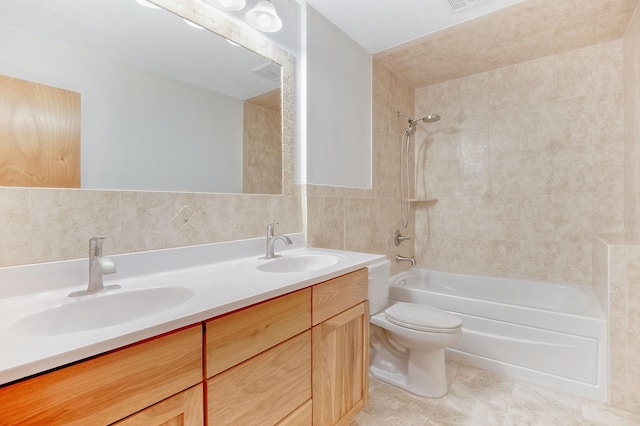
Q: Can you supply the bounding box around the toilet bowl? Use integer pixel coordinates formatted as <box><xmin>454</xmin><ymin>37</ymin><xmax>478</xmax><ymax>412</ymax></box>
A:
<box><xmin>367</xmin><ymin>260</ymin><xmax>462</xmax><ymax>397</ymax></box>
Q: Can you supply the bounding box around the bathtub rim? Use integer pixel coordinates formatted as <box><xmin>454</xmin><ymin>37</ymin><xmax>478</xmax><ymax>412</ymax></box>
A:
<box><xmin>390</xmin><ymin>266</ymin><xmax>606</xmax><ymax>321</ymax></box>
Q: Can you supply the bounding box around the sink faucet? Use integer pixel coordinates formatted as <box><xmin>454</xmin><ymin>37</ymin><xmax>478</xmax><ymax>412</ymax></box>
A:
<box><xmin>264</xmin><ymin>223</ymin><xmax>292</xmax><ymax>259</ymax></box>
<box><xmin>395</xmin><ymin>255</ymin><xmax>416</xmax><ymax>266</ymax></box>
<box><xmin>69</xmin><ymin>237</ymin><xmax>120</xmax><ymax>297</ymax></box>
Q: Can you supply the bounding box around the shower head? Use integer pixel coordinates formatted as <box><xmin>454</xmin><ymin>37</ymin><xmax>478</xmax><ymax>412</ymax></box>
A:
<box><xmin>417</xmin><ymin>114</ymin><xmax>441</xmax><ymax>123</ymax></box>
<box><xmin>397</xmin><ymin>111</ymin><xmax>440</xmax><ymax>136</ymax></box>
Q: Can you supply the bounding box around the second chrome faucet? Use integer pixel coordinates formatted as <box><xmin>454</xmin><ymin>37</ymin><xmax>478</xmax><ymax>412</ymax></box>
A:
<box><xmin>69</xmin><ymin>236</ymin><xmax>120</xmax><ymax>297</ymax></box>
<box><xmin>264</xmin><ymin>223</ymin><xmax>292</xmax><ymax>259</ymax></box>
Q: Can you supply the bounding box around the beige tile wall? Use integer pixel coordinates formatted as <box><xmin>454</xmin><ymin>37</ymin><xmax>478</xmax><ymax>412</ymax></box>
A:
<box><xmin>305</xmin><ymin>58</ymin><xmax>416</xmax><ymax>276</ymax></box>
<box><xmin>597</xmin><ymin>1</ymin><xmax>640</xmax><ymax>413</ymax></box>
<box><xmin>594</xmin><ymin>234</ymin><xmax>640</xmax><ymax>412</ymax></box>
<box><xmin>0</xmin><ymin>0</ymin><xmax>300</xmax><ymax>268</ymax></box>
<box><xmin>411</xmin><ymin>40</ymin><xmax>625</xmax><ymax>286</ymax></box>
<box><xmin>243</xmin><ymin>100</ymin><xmax>282</xmax><ymax>195</ymax></box>
<box><xmin>626</xmin><ymin>0</ymin><xmax>640</xmax><ymax>238</ymax></box>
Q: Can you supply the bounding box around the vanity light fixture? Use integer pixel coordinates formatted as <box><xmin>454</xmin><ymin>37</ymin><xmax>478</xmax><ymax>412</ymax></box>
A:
<box><xmin>204</xmin><ymin>0</ymin><xmax>246</xmax><ymax>11</ymax></box>
<box><xmin>245</xmin><ymin>0</ymin><xmax>282</xmax><ymax>33</ymax></box>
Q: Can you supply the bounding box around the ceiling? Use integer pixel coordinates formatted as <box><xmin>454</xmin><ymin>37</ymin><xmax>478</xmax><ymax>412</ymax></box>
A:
<box><xmin>307</xmin><ymin>0</ymin><xmax>640</xmax><ymax>88</ymax></box>
<box><xmin>305</xmin><ymin>0</ymin><xmax>527</xmax><ymax>54</ymax></box>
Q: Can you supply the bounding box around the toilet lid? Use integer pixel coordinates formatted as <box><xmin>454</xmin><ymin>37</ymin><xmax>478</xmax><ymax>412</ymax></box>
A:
<box><xmin>385</xmin><ymin>302</ymin><xmax>462</xmax><ymax>333</ymax></box>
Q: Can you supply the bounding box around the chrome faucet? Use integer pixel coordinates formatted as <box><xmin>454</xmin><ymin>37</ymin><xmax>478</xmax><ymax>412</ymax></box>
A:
<box><xmin>69</xmin><ymin>237</ymin><xmax>120</xmax><ymax>297</ymax></box>
<box><xmin>264</xmin><ymin>223</ymin><xmax>292</xmax><ymax>259</ymax></box>
<box><xmin>395</xmin><ymin>255</ymin><xmax>416</xmax><ymax>266</ymax></box>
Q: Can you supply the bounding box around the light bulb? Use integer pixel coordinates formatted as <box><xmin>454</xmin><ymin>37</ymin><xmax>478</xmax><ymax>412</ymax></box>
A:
<box><xmin>257</xmin><ymin>13</ymin><xmax>272</xmax><ymax>29</ymax></box>
<box><xmin>245</xmin><ymin>1</ymin><xmax>282</xmax><ymax>32</ymax></box>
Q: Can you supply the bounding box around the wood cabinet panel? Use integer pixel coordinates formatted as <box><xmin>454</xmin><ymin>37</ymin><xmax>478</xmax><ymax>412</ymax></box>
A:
<box><xmin>205</xmin><ymin>288</ymin><xmax>310</xmax><ymax>378</ymax></box>
<box><xmin>312</xmin><ymin>268</ymin><xmax>368</xmax><ymax>326</ymax></box>
<box><xmin>0</xmin><ymin>74</ymin><xmax>80</xmax><ymax>188</ymax></box>
<box><xmin>113</xmin><ymin>384</ymin><xmax>204</xmax><ymax>426</ymax></box>
<box><xmin>276</xmin><ymin>399</ymin><xmax>312</xmax><ymax>426</ymax></box>
<box><xmin>312</xmin><ymin>302</ymin><xmax>369</xmax><ymax>426</ymax></box>
<box><xmin>0</xmin><ymin>326</ymin><xmax>202</xmax><ymax>426</ymax></box>
<box><xmin>207</xmin><ymin>331</ymin><xmax>311</xmax><ymax>426</ymax></box>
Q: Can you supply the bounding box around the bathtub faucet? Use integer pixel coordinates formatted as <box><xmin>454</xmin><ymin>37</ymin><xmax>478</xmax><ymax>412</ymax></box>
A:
<box><xmin>395</xmin><ymin>255</ymin><xmax>416</xmax><ymax>266</ymax></box>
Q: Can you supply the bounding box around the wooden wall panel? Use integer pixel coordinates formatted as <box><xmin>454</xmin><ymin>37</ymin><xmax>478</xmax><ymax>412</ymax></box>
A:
<box><xmin>0</xmin><ymin>74</ymin><xmax>80</xmax><ymax>188</ymax></box>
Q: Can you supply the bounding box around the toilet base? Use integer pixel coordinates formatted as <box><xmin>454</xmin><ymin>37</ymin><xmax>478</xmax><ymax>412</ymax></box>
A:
<box><xmin>370</xmin><ymin>347</ymin><xmax>449</xmax><ymax>397</ymax></box>
<box><xmin>369</xmin><ymin>322</ymin><xmax>455</xmax><ymax>398</ymax></box>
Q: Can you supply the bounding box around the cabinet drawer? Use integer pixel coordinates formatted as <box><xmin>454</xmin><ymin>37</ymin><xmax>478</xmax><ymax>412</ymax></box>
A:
<box><xmin>312</xmin><ymin>268</ymin><xmax>368</xmax><ymax>326</ymax></box>
<box><xmin>205</xmin><ymin>288</ymin><xmax>310</xmax><ymax>378</ymax></box>
<box><xmin>0</xmin><ymin>325</ymin><xmax>202</xmax><ymax>426</ymax></box>
<box><xmin>113</xmin><ymin>383</ymin><xmax>203</xmax><ymax>425</ymax></box>
<box><xmin>207</xmin><ymin>331</ymin><xmax>311</xmax><ymax>426</ymax></box>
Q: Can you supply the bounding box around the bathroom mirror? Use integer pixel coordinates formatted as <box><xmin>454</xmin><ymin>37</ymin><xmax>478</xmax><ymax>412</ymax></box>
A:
<box><xmin>0</xmin><ymin>0</ymin><xmax>282</xmax><ymax>194</ymax></box>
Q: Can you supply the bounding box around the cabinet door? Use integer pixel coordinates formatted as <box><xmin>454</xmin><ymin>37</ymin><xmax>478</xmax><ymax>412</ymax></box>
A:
<box><xmin>312</xmin><ymin>302</ymin><xmax>369</xmax><ymax>426</ymax></box>
<box><xmin>113</xmin><ymin>384</ymin><xmax>203</xmax><ymax>426</ymax></box>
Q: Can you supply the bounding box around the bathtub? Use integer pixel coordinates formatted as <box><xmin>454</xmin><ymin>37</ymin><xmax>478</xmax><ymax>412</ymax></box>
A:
<box><xmin>389</xmin><ymin>268</ymin><xmax>607</xmax><ymax>402</ymax></box>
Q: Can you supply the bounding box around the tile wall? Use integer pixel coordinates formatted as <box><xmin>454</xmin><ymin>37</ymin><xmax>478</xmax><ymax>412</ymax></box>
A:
<box><xmin>0</xmin><ymin>0</ymin><xmax>300</xmax><ymax>268</ymax></box>
<box><xmin>243</xmin><ymin>99</ymin><xmax>282</xmax><ymax>195</ymax></box>
<box><xmin>411</xmin><ymin>39</ymin><xmax>625</xmax><ymax>286</ymax></box>
<box><xmin>591</xmin><ymin>2</ymin><xmax>640</xmax><ymax>413</ymax></box>
<box><xmin>594</xmin><ymin>235</ymin><xmax>640</xmax><ymax>412</ymax></box>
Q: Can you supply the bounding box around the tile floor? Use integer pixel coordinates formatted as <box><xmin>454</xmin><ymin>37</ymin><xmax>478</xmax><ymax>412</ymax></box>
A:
<box><xmin>354</xmin><ymin>360</ymin><xmax>640</xmax><ymax>426</ymax></box>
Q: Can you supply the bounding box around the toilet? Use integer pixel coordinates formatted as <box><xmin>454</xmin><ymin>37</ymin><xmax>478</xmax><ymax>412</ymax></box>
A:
<box><xmin>367</xmin><ymin>260</ymin><xmax>462</xmax><ymax>397</ymax></box>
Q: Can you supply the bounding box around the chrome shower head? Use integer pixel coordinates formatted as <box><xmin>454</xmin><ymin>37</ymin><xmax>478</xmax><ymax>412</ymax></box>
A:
<box><xmin>417</xmin><ymin>114</ymin><xmax>441</xmax><ymax>123</ymax></box>
<box><xmin>397</xmin><ymin>111</ymin><xmax>440</xmax><ymax>136</ymax></box>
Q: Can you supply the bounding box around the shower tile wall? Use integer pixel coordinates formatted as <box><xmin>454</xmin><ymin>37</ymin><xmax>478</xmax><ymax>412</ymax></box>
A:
<box><xmin>594</xmin><ymin>234</ymin><xmax>640</xmax><ymax>412</ymax></box>
<box><xmin>412</xmin><ymin>39</ymin><xmax>625</xmax><ymax>286</ymax></box>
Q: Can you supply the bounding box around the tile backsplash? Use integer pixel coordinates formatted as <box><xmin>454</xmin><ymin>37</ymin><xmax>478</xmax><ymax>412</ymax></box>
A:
<box><xmin>0</xmin><ymin>188</ymin><xmax>301</xmax><ymax>267</ymax></box>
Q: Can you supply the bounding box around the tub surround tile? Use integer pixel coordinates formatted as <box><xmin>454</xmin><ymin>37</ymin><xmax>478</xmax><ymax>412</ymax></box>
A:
<box><xmin>414</xmin><ymin>40</ymin><xmax>624</xmax><ymax>287</ymax></box>
<box><xmin>594</xmin><ymin>235</ymin><xmax>640</xmax><ymax>413</ymax></box>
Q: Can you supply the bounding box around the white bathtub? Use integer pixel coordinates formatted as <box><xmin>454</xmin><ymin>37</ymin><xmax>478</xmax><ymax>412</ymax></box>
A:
<box><xmin>389</xmin><ymin>268</ymin><xmax>607</xmax><ymax>402</ymax></box>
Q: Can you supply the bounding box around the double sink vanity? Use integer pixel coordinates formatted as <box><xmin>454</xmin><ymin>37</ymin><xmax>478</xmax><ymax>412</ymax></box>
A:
<box><xmin>0</xmin><ymin>232</ymin><xmax>385</xmax><ymax>425</ymax></box>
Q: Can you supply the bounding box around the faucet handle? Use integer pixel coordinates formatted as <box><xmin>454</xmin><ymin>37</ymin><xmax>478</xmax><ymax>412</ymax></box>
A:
<box><xmin>89</xmin><ymin>236</ymin><xmax>106</xmax><ymax>257</ymax></box>
<box><xmin>267</xmin><ymin>222</ymin><xmax>279</xmax><ymax>238</ymax></box>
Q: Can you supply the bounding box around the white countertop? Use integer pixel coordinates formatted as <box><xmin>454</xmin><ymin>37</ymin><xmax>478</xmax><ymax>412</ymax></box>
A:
<box><xmin>0</xmin><ymin>234</ymin><xmax>386</xmax><ymax>385</ymax></box>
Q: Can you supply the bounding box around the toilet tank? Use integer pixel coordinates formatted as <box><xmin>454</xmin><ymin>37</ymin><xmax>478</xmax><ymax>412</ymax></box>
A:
<box><xmin>367</xmin><ymin>259</ymin><xmax>391</xmax><ymax>314</ymax></box>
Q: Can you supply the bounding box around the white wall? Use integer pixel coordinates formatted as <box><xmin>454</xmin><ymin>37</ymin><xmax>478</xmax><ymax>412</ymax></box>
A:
<box><xmin>305</xmin><ymin>6</ymin><xmax>372</xmax><ymax>188</ymax></box>
<box><xmin>0</xmin><ymin>26</ymin><xmax>242</xmax><ymax>193</ymax></box>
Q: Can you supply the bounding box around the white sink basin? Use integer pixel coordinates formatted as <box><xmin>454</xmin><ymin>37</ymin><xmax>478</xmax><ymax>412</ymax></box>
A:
<box><xmin>252</xmin><ymin>252</ymin><xmax>343</xmax><ymax>273</ymax></box>
<box><xmin>8</xmin><ymin>287</ymin><xmax>194</xmax><ymax>337</ymax></box>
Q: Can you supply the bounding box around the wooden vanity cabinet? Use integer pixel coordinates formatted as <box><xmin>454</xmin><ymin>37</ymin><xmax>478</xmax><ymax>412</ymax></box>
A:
<box><xmin>0</xmin><ymin>268</ymin><xmax>370</xmax><ymax>426</ymax></box>
<box><xmin>312</xmin><ymin>268</ymin><xmax>369</xmax><ymax>426</ymax></box>
<box><xmin>205</xmin><ymin>288</ymin><xmax>312</xmax><ymax>426</ymax></box>
<box><xmin>0</xmin><ymin>325</ymin><xmax>203</xmax><ymax>426</ymax></box>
